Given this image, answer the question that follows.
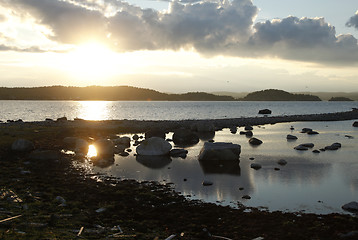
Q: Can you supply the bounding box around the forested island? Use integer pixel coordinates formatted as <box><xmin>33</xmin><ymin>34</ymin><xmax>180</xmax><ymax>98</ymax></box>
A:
<box><xmin>0</xmin><ymin>86</ymin><xmax>329</xmax><ymax>101</ymax></box>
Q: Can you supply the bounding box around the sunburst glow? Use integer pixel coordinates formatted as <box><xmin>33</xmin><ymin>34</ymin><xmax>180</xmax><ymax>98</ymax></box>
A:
<box><xmin>65</xmin><ymin>42</ymin><xmax>118</xmax><ymax>79</ymax></box>
<box><xmin>77</xmin><ymin>101</ymin><xmax>110</xmax><ymax>120</ymax></box>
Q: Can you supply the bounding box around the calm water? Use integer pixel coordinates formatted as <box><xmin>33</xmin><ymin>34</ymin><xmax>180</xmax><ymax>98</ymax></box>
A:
<box><xmin>0</xmin><ymin>100</ymin><xmax>357</xmax><ymax>121</ymax></box>
<box><xmin>87</xmin><ymin>120</ymin><xmax>358</xmax><ymax>214</ymax></box>
<box><xmin>2</xmin><ymin>100</ymin><xmax>358</xmax><ymax>214</ymax></box>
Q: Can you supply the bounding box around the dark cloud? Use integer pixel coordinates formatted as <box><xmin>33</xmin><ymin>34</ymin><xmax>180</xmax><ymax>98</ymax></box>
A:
<box><xmin>245</xmin><ymin>16</ymin><xmax>358</xmax><ymax>64</ymax></box>
<box><xmin>346</xmin><ymin>11</ymin><xmax>358</xmax><ymax>30</ymax></box>
<box><xmin>1</xmin><ymin>0</ymin><xmax>358</xmax><ymax>65</ymax></box>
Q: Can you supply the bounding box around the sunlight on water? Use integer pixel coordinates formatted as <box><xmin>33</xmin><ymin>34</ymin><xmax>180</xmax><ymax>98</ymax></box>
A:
<box><xmin>87</xmin><ymin>145</ymin><xmax>97</xmax><ymax>158</ymax></box>
<box><xmin>77</xmin><ymin>101</ymin><xmax>110</xmax><ymax>120</ymax></box>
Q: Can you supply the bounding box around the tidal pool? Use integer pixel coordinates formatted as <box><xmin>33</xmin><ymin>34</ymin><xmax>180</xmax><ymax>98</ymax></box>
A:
<box><xmin>87</xmin><ymin>120</ymin><xmax>358</xmax><ymax>214</ymax></box>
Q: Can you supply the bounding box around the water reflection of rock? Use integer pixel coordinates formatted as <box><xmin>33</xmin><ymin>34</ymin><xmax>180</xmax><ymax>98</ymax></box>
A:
<box><xmin>136</xmin><ymin>155</ymin><xmax>172</xmax><ymax>169</ymax></box>
<box><xmin>199</xmin><ymin>159</ymin><xmax>241</xmax><ymax>176</ymax></box>
<box><xmin>91</xmin><ymin>157</ymin><xmax>115</xmax><ymax>168</ymax></box>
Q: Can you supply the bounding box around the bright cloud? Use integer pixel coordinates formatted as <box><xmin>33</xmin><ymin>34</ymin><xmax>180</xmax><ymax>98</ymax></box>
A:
<box><xmin>0</xmin><ymin>0</ymin><xmax>358</xmax><ymax>66</ymax></box>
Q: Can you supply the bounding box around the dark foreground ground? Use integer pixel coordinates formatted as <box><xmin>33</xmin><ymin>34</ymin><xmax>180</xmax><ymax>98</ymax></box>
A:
<box><xmin>1</xmin><ymin>111</ymin><xmax>358</xmax><ymax>239</ymax></box>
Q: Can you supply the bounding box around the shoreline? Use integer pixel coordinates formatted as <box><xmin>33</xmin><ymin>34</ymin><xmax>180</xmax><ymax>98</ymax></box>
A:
<box><xmin>3</xmin><ymin>109</ymin><xmax>358</xmax><ymax>133</ymax></box>
<box><xmin>1</xmin><ymin>110</ymin><xmax>358</xmax><ymax>239</ymax></box>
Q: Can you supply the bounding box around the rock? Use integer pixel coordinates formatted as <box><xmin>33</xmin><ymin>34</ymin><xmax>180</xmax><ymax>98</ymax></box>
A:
<box><xmin>301</xmin><ymin>128</ymin><xmax>312</xmax><ymax>133</ymax></box>
<box><xmin>230</xmin><ymin>126</ymin><xmax>237</xmax><ymax>134</ymax></box>
<box><xmin>55</xmin><ymin>196</ymin><xmax>66</xmax><ymax>206</ymax></box>
<box><xmin>312</xmin><ymin>150</ymin><xmax>320</xmax><ymax>153</ymax></box>
<box><xmin>132</xmin><ymin>134</ymin><xmax>139</xmax><ymax>141</ymax></box>
<box><xmin>345</xmin><ymin>135</ymin><xmax>354</xmax><ymax>139</ymax></box>
<box><xmin>28</xmin><ymin>150</ymin><xmax>60</xmax><ymax>160</ymax></box>
<box><xmin>286</xmin><ymin>134</ymin><xmax>298</xmax><ymax>140</ymax></box>
<box><xmin>94</xmin><ymin>139</ymin><xmax>115</xmax><ymax>157</ymax></box>
<box><xmin>198</xmin><ymin>142</ymin><xmax>241</xmax><ymax>161</ymax></box>
<box><xmin>75</xmin><ymin>139</ymin><xmax>89</xmax><ymax>154</ymax></box>
<box><xmin>249</xmin><ymin>137</ymin><xmax>263</xmax><ymax>145</ymax></box>
<box><xmin>342</xmin><ymin>201</ymin><xmax>358</xmax><ymax>212</ymax></box>
<box><xmin>301</xmin><ymin>143</ymin><xmax>314</xmax><ymax>148</ymax></box>
<box><xmin>294</xmin><ymin>145</ymin><xmax>308</xmax><ymax>150</ymax></box>
<box><xmin>11</xmin><ymin>139</ymin><xmax>35</xmax><ymax>152</ymax></box>
<box><xmin>244</xmin><ymin>125</ymin><xmax>253</xmax><ymax>130</ymax></box>
<box><xmin>307</xmin><ymin>130</ymin><xmax>319</xmax><ymax>135</ymax></box>
<box><xmin>240</xmin><ymin>131</ymin><xmax>253</xmax><ymax>137</ymax></box>
<box><xmin>56</xmin><ymin>117</ymin><xmax>67</xmax><ymax>122</ymax></box>
<box><xmin>145</xmin><ymin>129</ymin><xmax>166</xmax><ymax>139</ymax></box>
<box><xmin>192</xmin><ymin>122</ymin><xmax>215</xmax><ymax>132</ymax></box>
<box><xmin>119</xmin><ymin>152</ymin><xmax>129</xmax><ymax>157</ymax></box>
<box><xmin>202</xmin><ymin>180</ymin><xmax>213</xmax><ymax>186</ymax></box>
<box><xmin>353</xmin><ymin>121</ymin><xmax>358</xmax><ymax>127</ymax></box>
<box><xmin>172</xmin><ymin>128</ymin><xmax>199</xmax><ymax>145</ymax></box>
<box><xmin>258</xmin><ymin>109</ymin><xmax>271</xmax><ymax>114</ymax></box>
<box><xmin>114</xmin><ymin>145</ymin><xmax>126</xmax><ymax>154</ymax></box>
<box><xmin>136</xmin><ymin>137</ymin><xmax>172</xmax><ymax>156</ymax></box>
<box><xmin>250</xmin><ymin>163</ymin><xmax>262</xmax><ymax>170</ymax></box>
<box><xmin>170</xmin><ymin>149</ymin><xmax>188</xmax><ymax>158</ymax></box>
<box><xmin>274</xmin><ymin>167</ymin><xmax>280</xmax><ymax>171</ymax></box>
<box><xmin>113</xmin><ymin>136</ymin><xmax>131</xmax><ymax>148</ymax></box>
<box><xmin>242</xmin><ymin>195</ymin><xmax>251</xmax><ymax>199</ymax></box>
<box><xmin>277</xmin><ymin>159</ymin><xmax>287</xmax><ymax>166</ymax></box>
<box><xmin>325</xmin><ymin>143</ymin><xmax>342</xmax><ymax>150</ymax></box>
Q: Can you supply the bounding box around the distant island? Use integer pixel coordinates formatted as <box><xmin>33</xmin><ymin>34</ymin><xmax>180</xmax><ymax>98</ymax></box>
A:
<box><xmin>0</xmin><ymin>86</ymin><xmax>235</xmax><ymax>101</ymax></box>
<box><xmin>328</xmin><ymin>97</ymin><xmax>353</xmax><ymax>101</ymax></box>
<box><xmin>239</xmin><ymin>89</ymin><xmax>321</xmax><ymax>101</ymax></box>
<box><xmin>0</xmin><ymin>86</ymin><xmax>347</xmax><ymax>101</ymax></box>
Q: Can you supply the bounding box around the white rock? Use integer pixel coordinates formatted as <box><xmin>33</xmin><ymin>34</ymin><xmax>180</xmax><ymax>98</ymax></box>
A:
<box><xmin>136</xmin><ymin>137</ymin><xmax>172</xmax><ymax>156</ymax></box>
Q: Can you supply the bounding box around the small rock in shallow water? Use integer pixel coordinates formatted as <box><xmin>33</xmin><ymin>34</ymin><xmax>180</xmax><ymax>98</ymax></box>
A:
<box><xmin>251</xmin><ymin>163</ymin><xmax>262</xmax><ymax>170</ymax></box>
<box><xmin>202</xmin><ymin>180</ymin><xmax>213</xmax><ymax>186</ymax></box>
<box><xmin>242</xmin><ymin>195</ymin><xmax>251</xmax><ymax>199</ymax></box>
<box><xmin>277</xmin><ymin>159</ymin><xmax>287</xmax><ymax>165</ymax></box>
<box><xmin>274</xmin><ymin>168</ymin><xmax>280</xmax><ymax>171</ymax></box>
<box><xmin>249</xmin><ymin>137</ymin><xmax>263</xmax><ymax>146</ymax></box>
<box><xmin>312</xmin><ymin>150</ymin><xmax>320</xmax><ymax>153</ymax></box>
<box><xmin>286</xmin><ymin>134</ymin><xmax>298</xmax><ymax>140</ymax></box>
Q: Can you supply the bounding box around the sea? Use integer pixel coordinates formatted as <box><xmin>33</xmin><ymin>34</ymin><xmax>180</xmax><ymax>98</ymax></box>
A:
<box><xmin>2</xmin><ymin>100</ymin><xmax>358</xmax><ymax>214</ymax></box>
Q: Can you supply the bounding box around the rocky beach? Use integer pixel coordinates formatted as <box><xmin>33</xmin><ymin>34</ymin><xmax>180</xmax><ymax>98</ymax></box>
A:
<box><xmin>1</xmin><ymin>109</ymin><xmax>358</xmax><ymax>239</ymax></box>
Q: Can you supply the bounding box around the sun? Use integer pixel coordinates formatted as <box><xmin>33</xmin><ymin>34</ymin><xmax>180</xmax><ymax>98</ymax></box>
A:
<box><xmin>64</xmin><ymin>42</ymin><xmax>119</xmax><ymax>80</ymax></box>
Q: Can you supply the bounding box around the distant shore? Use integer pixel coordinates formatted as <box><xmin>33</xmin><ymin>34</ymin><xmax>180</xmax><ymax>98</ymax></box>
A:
<box><xmin>3</xmin><ymin>109</ymin><xmax>358</xmax><ymax>133</ymax></box>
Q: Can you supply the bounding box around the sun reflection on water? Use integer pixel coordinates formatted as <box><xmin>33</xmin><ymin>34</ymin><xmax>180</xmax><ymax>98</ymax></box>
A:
<box><xmin>77</xmin><ymin>101</ymin><xmax>110</xmax><ymax>120</ymax></box>
<box><xmin>87</xmin><ymin>144</ymin><xmax>97</xmax><ymax>158</ymax></box>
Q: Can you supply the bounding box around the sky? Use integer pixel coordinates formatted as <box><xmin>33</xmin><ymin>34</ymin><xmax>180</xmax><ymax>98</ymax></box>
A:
<box><xmin>0</xmin><ymin>0</ymin><xmax>358</xmax><ymax>93</ymax></box>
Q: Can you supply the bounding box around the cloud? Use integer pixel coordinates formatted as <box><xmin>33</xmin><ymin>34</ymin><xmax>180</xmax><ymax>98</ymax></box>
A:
<box><xmin>0</xmin><ymin>44</ymin><xmax>47</xmax><ymax>52</ymax></box>
<box><xmin>346</xmin><ymin>11</ymin><xmax>358</xmax><ymax>30</ymax></box>
<box><xmin>245</xmin><ymin>16</ymin><xmax>358</xmax><ymax>64</ymax></box>
<box><xmin>1</xmin><ymin>0</ymin><xmax>358</xmax><ymax>65</ymax></box>
<box><xmin>1</xmin><ymin>0</ymin><xmax>108</xmax><ymax>44</ymax></box>
<box><xmin>0</xmin><ymin>14</ymin><xmax>6</xmax><ymax>22</ymax></box>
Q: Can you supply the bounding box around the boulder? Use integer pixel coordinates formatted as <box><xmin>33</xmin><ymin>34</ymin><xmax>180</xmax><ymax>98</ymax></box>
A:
<box><xmin>113</xmin><ymin>136</ymin><xmax>131</xmax><ymax>148</ymax></box>
<box><xmin>191</xmin><ymin>122</ymin><xmax>215</xmax><ymax>132</ymax></box>
<box><xmin>258</xmin><ymin>109</ymin><xmax>271</xmax><ymax>114</ymax></box>
<box><xmin>294</xmin><ymin>145</ymin><xmax>308</xmax><ymax>151</ymax></box>
<box><xmin>56</xmin><ymin>117</ymin><xmax>67</xmax><ymax>122</ymax></box>
<box><xmin>136</xmin><ymin>137</ymin><xmax>172</xmax><ymax>156</ymax></box>
<box><xmin>240</xmin><ymin>131</ymin><xmax>253</xmax><ymax>137</ymax></box>
<box><xmin>244</xmin><ymin>125</ymin><xmax>253</xmax><ymax>131</ymax></box>
<box><xmin>94</xmin><ymin>139</ymin><xmax>115</xmax><ymax>157</ymax></box>
<box><xmin>145</xmin><ymin>129</ymin><xmax>166</xmax><ymax>139</ymax></box>
<box><xmin>342</xmin><ymin>201</ymin><xmax>358</xmax><ymax>212</ymax></box>
<box><xmin>353</xmin><ymin>121</ymin><xmax>358</xmax><ymax>127</ymax></box>
<box><xmin>198</xmin><ymin>142</ymin><xmax>241</xmax><ymax>161</ymax></box>
<box><xmin>11</xmin><ymin>139</ymin><xmax>34</xmax><ymax>152</ymax></box>
<box><xmin>307</xmin><ymin>130</ymin><xmax>319</xmax><ymax>135</ymax></box>
<box><xmin>75</xmin><ymin>139</ymin><xmax>89</xmax><ymax>154</ymax></box>
<box><xmin>172</xmin><ymin>128</ymin><xmax>199</xmax><ymax>145</ymax></box>
<box><xmin>286</xmin><ymin>134</ymin><xmax>298</xmax><ymax>140</ymax></box>
<box><xmin>249</xmin><ymin>137</ymin><xmax>263</xmax><ymax>145</ymax></box>
<box><xmin>250</xmin><ymin>163</ymin><xmax>262</xmax><ymax>170</ymax></box>
<box><xmin>230</xmin><ymin>126</ymin><xmax>237</xmax><ymax>134</ymax></box>
<box><xmin>202</xmin><ymin>180</ymin><xmax>213</xmax><ymax>186</ymax></box>
<box><xmin>132</xmin><ymin>134</ymin><xmax>139</xmax><ymax>141</ymax></box>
